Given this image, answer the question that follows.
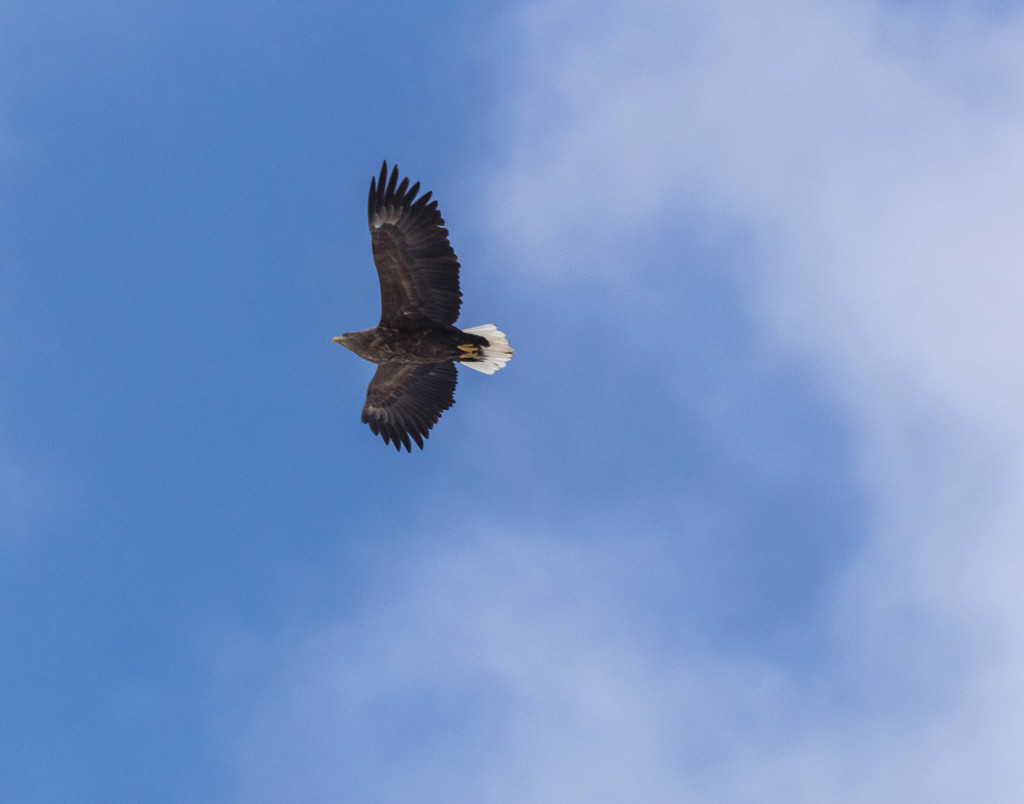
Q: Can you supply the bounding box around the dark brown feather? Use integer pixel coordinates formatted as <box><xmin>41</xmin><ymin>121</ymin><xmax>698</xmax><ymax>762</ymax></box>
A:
<box><xmin>361</xmin><ymin>361</ymin><xmax>458</xmax><ymax>452</ymax></box>
<box><xmin>368</xmin><ymin>162</ymin><xmax>462</xmax><ymax>327</ymax></box>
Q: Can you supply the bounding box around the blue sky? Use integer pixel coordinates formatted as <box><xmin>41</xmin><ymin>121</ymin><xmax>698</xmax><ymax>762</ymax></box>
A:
<box><xmin>3</xmin><ymin>1</ymin><xmax>1024</xmax><ymax>801</ymax></box>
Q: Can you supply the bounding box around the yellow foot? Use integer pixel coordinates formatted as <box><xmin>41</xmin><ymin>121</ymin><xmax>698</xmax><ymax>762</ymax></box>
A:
<box><xmin>457</xmin><ymin>343</ymin><xmax>481</xmax><ymax>357</ymax></box>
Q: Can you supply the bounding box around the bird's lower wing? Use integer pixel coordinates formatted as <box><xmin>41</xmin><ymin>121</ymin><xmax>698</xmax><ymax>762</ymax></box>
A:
<box><xmin>362</xmin><ymin>361</ymin><xmax>458</xmax><ymax>451</ymax></box>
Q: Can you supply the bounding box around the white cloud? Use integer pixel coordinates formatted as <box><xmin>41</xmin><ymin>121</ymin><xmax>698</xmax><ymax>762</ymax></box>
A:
<box><xmin>483</xmin><ymin>0</ymin><xmax>1024</xmax><ymax>616</ymax></box>
<box><xmin>224</xmin><ymin>1</ymin><xmax>1024</xmax><ymax>801</ymax></box>
<box><xmin>225</xmin><ymin>524</ymin><xmax>1020</xmax><ymax>802</ymax></box>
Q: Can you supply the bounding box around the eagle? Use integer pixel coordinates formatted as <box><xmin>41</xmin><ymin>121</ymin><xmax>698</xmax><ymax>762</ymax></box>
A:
<box><xmin>333</xmin><ymin>162</ymin><xmax>513</xmax><ymax>451</ymax></box>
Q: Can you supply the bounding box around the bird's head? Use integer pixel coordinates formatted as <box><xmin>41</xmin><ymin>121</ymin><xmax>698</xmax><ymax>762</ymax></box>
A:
<box><xmin>332</xmin><ymin>330</ymin><xmax>374</xmax><ymax>356</ymax></box>
<box><xmin>332</xmin><ymin>333</ymin><xmax>356</xmax><ymax>351</ymax></box>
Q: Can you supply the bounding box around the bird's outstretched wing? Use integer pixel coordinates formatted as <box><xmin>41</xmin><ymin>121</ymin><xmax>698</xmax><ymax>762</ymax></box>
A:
<box><xmin>361</xmin><ymin>361</ymin><xmax>458</xmax><ymax>451</ymax></box>
<box><xmin>368</xmin><ymin>161</ymin><xmax>462</xmax><ymax>327</ymax></box>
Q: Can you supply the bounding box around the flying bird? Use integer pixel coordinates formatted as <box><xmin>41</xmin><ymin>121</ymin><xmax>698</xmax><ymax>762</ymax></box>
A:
<box><xmin>333</xmin><ymin>162</ymin><xmax>513</xmax><ymax>451</ymax></box>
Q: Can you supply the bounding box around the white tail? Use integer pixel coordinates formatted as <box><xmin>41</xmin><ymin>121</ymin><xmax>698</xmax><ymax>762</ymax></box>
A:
<box><xmin>460</xmin><ymin>324</ymin><xmax>514</xmax><ymax>374</ymax></box>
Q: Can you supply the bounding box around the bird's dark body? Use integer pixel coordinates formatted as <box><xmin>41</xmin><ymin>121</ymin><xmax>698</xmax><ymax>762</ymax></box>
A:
<box><xmin>341</xmin><ymin>325</ymin><xmax>489</xmax><ymax>365</ymax></box>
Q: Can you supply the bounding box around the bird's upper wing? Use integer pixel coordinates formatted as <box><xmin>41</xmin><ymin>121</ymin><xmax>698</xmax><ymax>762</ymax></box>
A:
<box><xmin>368</xmin><ymin>162</ymin><xmax>462</xmax><ymax>327</ymax></box>
<box><xmin>361</xmin><ymin>361</ymin><xmax>458</xmax><ymax>451</ymax></box>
